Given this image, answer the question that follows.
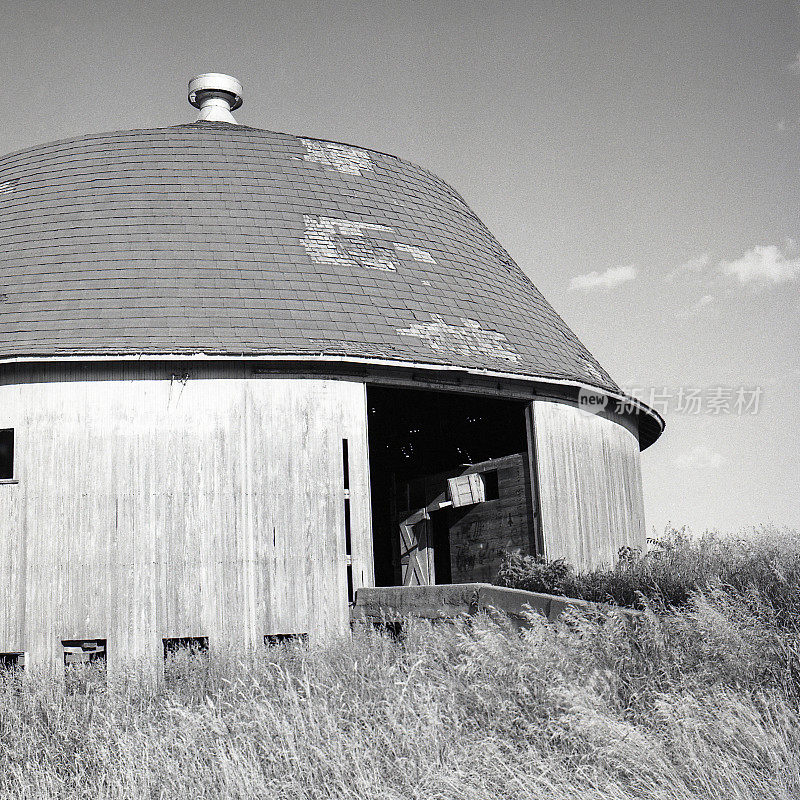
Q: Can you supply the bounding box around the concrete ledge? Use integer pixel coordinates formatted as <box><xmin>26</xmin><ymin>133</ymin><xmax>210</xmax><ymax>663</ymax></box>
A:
<box><xmin>351</xmin><ymin>583</ymin><xmax>634</xmax><ymax>626</ymax></box>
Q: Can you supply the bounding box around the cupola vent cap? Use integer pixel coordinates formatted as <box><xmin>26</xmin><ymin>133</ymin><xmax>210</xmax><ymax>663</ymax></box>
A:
<box><xmin>188</xmin><ymin>73</ymin><xmax>243</xmax><ymax>123</ymax></box>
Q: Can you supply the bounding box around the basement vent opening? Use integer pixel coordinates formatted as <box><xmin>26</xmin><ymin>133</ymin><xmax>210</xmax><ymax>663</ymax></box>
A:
<box><xmin>0</xmin><ymin>429</ymin><xmax>13</xmax><ymax>480</ymax></box>
<box><xmin>0</xmin><ymin>652</ymin><xmax>25</xmax><ymax>670</ymax></box>
<box><xmin>63</xmin><ymin>639</ymin><xmax>107</xmax><ymax>691</ymax></box>
<box><xmin>265</xmin><ymin>633</ymin><xmax>308</xmax><ymax>647</ymax></box>
<box><xmin>163</xmin><ymin>637</ymin><xmax>209</xmax><ymax>658</ymax></box>
<box><xmin>63</xmin><ymin>639</ymin><xmax>106</xmax><ymax>666</ymax></box>
<box><xmin>163</xmin><ymin>637</ymin><xmax>209</xmax><ymax>684</ymax></box>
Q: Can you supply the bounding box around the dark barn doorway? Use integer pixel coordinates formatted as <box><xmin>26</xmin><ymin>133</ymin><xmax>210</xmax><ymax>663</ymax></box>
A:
<box><xmin>366</xmin><ymin>386</ymin><xmax>534</xmax><ymax>587</ymax></box>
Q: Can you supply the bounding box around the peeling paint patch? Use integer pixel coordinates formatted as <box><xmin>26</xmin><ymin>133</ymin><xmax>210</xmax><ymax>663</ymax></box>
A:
<box><xmin>303</xmin><ymin>215</ymin><xmax>437</xmax><ymax>272</ymax></box>
<box><xmin>582</xmin><ymin>362</ymin><xmax>606</xmax><ymax>382</ymax></box>
<box><xmin>395</xmin><ymin>243</ymin><xmax>435</xmax><ymax>263</ymax></box>
<box><xmin>0</xmin><ymin>179</ymin><xmax>19</xmax><ymax>197</ymax></box>
<box><xmin>397</xmin><ymin>316</ymin><xmax>520</xmax><ymax>363</ymax></box>
<box><xmin>301</xmin><ymin>139</ymin><xmax>375</xmax><ymax>176</ymax></box>
<box><xmin>304</xmin><ymin>215</ymin><xmax>397</xmax><ymax>271</ymax></box>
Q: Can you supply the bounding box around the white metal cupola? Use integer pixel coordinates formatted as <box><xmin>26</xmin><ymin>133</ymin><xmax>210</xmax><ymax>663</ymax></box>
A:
<box><xmin>188</xmin><ymin>73</ymin><xmax>243</xmax><ymax>123</ymax></box>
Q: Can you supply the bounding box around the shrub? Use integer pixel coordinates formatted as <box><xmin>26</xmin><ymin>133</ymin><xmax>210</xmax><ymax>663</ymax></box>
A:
<box><xmin>496</xmin><ymin>525</ymin><xmax>800</xmax><ymax>618</ymax></box>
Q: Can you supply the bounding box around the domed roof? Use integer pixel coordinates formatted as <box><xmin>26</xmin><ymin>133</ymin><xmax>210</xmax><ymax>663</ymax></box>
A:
<box><xmin>0</xmin><ymin>121</ymin><xmax>620</xmax><ymax>395</ymax></box>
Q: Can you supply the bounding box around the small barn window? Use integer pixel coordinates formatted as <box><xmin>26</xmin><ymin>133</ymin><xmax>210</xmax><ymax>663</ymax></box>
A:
<box><xmin>63</xmin><ymin>639</ymin><xmax>106</xmax><ymax>666</ymax></box>
<box><xmin>163</xmin><ymin>638</ymin><xmax>209</xmax><ymax>684</ymax></box>
<box><xmin>0</xmin><ymin>652</ymin><xmax>24</xmax><ymax>670</ymax></box>
<box><xmin>63</xmin><ymin>639</ymin><xmax>107</xmax><ymax>691</ymax></box>
<box><xmin>481</xmin><ymin>470</ymin><xmax>500</xmax><ymax>501</ymax></box>
<box><xmin>163</xmin><ymin>637</ymin><xmax>208</xmax><ymax>658</ymax></box>
<box><xmin>0</xmin><ymin>429</ymin><xmax>13</xmax><ymax>480</ymax></box>
<box><xmin>265</xmin><ymin>633</ymin><xmax>308</xmax><ymax>647</ymax></box>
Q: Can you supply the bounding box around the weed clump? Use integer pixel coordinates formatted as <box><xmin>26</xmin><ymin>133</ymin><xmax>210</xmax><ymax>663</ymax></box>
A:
<box><xmin>496</xmin><ymin>525</ymin><xmax>800</xmax><ymax>618</ymax></box>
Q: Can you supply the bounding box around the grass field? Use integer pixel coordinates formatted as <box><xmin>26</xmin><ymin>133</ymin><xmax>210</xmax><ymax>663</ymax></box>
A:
<box><xmin>1</xmin><ymin>526</ymin><xmax>799</xmax><ymax>799</ymax></box>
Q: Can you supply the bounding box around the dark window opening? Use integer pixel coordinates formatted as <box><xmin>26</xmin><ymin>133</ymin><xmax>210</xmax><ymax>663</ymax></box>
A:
<box><xmin>63</xmin><ymin>639</ymin><xmax>106</xmax><ymax>666</ymax></box>
<box><xmin>265</xmin><ymin>633</ymin><xmax>308</xmax><ymax>647</ymax></box>
<box><xmin>482</xmin><ymin>470</ymin><xmax>500</xmax><ymax>501</ymax></box>
<box><xmin>163</xmin><ymin>638</ymin><xmax>209</xmax><ymax>684</ymax></box>
<box><xmin>430</xmin><ymin>509</ymin><xmax>452</xmax><ymax>585</ymax></box>
<box><xmin>344</xmin><ymin>499</ymin><xmax>352</xmax><ymax>555</ymax></box>
<box><xmin>63</xmin><ymin>639</ymin><xmax>106</xmax><ymax>692</ymax></box>
<box><xmin>163</xmin><ymin>637</ymin><xmax>209</xmax><ymax>658</ymax></box>
<box><xmin>343</xmin><ymin>439</ymin><xmax>354</xmax><ymax>602</ymax></box>
<box><xmin>342</xmin><ymin>438</ymin><xmax>350</xmax><ymax>491</ymax></box>
<box><xmin>408</xmin><ymin>481</ymin><xmax>426</xmax><ymax>510</ymax></box>
<box><xmin>0</xmin><ymin>429</ymin><xmax>13</xmax><ymax>480</ymax></box>
<box><xmin>0</xmin><ymin>652</ymin><xmax>24</xmax><ymax>670</ymax></box>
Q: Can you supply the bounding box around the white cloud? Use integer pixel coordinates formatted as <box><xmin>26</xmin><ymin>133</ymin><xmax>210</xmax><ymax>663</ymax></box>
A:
<box><xmin>665</xmin><ymin>252</ymin><xmax>710</xmax><ymax>282</ymax></box>
<box><xmin>674</xmin><ymin>446</ymin><xmax>726</xmax><ymax>473</ymax></box>
<box><xmin>568</xmin><ymin>264</ymin><xmax>637</xmax><ymax>291</ymax></box>
<box><xmin>719</xmin><ymin>244</ymin><xmax>800</xmax><ymax>284</ymax></box>
<box><xmin>675</xmin><ymin>293</ymin><xmax>716</xmax><ymax>319</ymax></box>
<box><xmin>696</xmin><ymin>294</ymin><xmax>715</xmax><ymax>308</ymax></box>
<box><xmin>776</xmin><ymin>118</ymin><xmax>800</xmax><ymax>132</ymax></box>
<box><xmin>678</xmin><ymin>253</ymin><xmax>711</xmax><ymax>273</ymax></box>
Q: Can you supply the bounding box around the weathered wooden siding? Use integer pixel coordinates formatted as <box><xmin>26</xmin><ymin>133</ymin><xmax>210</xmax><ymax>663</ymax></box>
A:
<box><xmin>0</xmin><ymin>364</ymin><xmax>373</xmax><ymax>676</ymax></box>
<box><xmin>529</xmin><ymin>400</ymin><xmax>645</xmax><ymax>571</ymax></box>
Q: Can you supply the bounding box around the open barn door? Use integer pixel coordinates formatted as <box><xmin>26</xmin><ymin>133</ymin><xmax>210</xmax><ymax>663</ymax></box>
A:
<box><xmin>399</xmin><ymin>509</ymin><xmax>433</xmax><ymax>585</ymax></box>
<box><xmin>367</xmin><ymin>385</ymin><xmax>533</xmax><ymax>587</ymax></box>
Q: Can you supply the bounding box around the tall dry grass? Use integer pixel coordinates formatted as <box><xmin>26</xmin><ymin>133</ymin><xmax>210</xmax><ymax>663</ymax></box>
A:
<box><xmin>497</xmin><ymin>524</ymin><xmax>800</xmax><ymax>616</ymax></box>
<box><xmin>1</xmin><ymin>527</ymin><xmax>799</xmax><ymax>799</ymax></box>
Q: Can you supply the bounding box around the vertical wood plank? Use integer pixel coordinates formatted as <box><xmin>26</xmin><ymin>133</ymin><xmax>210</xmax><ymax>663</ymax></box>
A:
<box><xmin>531</xmin><ymin>399</ymin><xmax>646</xmax><ymax>571</ymax></box>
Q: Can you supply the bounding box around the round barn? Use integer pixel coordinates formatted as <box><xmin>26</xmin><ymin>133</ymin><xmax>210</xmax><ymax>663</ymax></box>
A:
<box><xmin>0</xmin><ymin>75</ymin><xmax>663</xmax><ymax>676</ymax></box>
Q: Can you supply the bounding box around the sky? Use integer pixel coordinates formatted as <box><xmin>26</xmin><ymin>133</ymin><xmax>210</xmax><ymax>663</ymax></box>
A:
<box><xmin>1</xmin><ymin>0</ymin><xmax>798</xmax><ymax>536</ymax></box>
